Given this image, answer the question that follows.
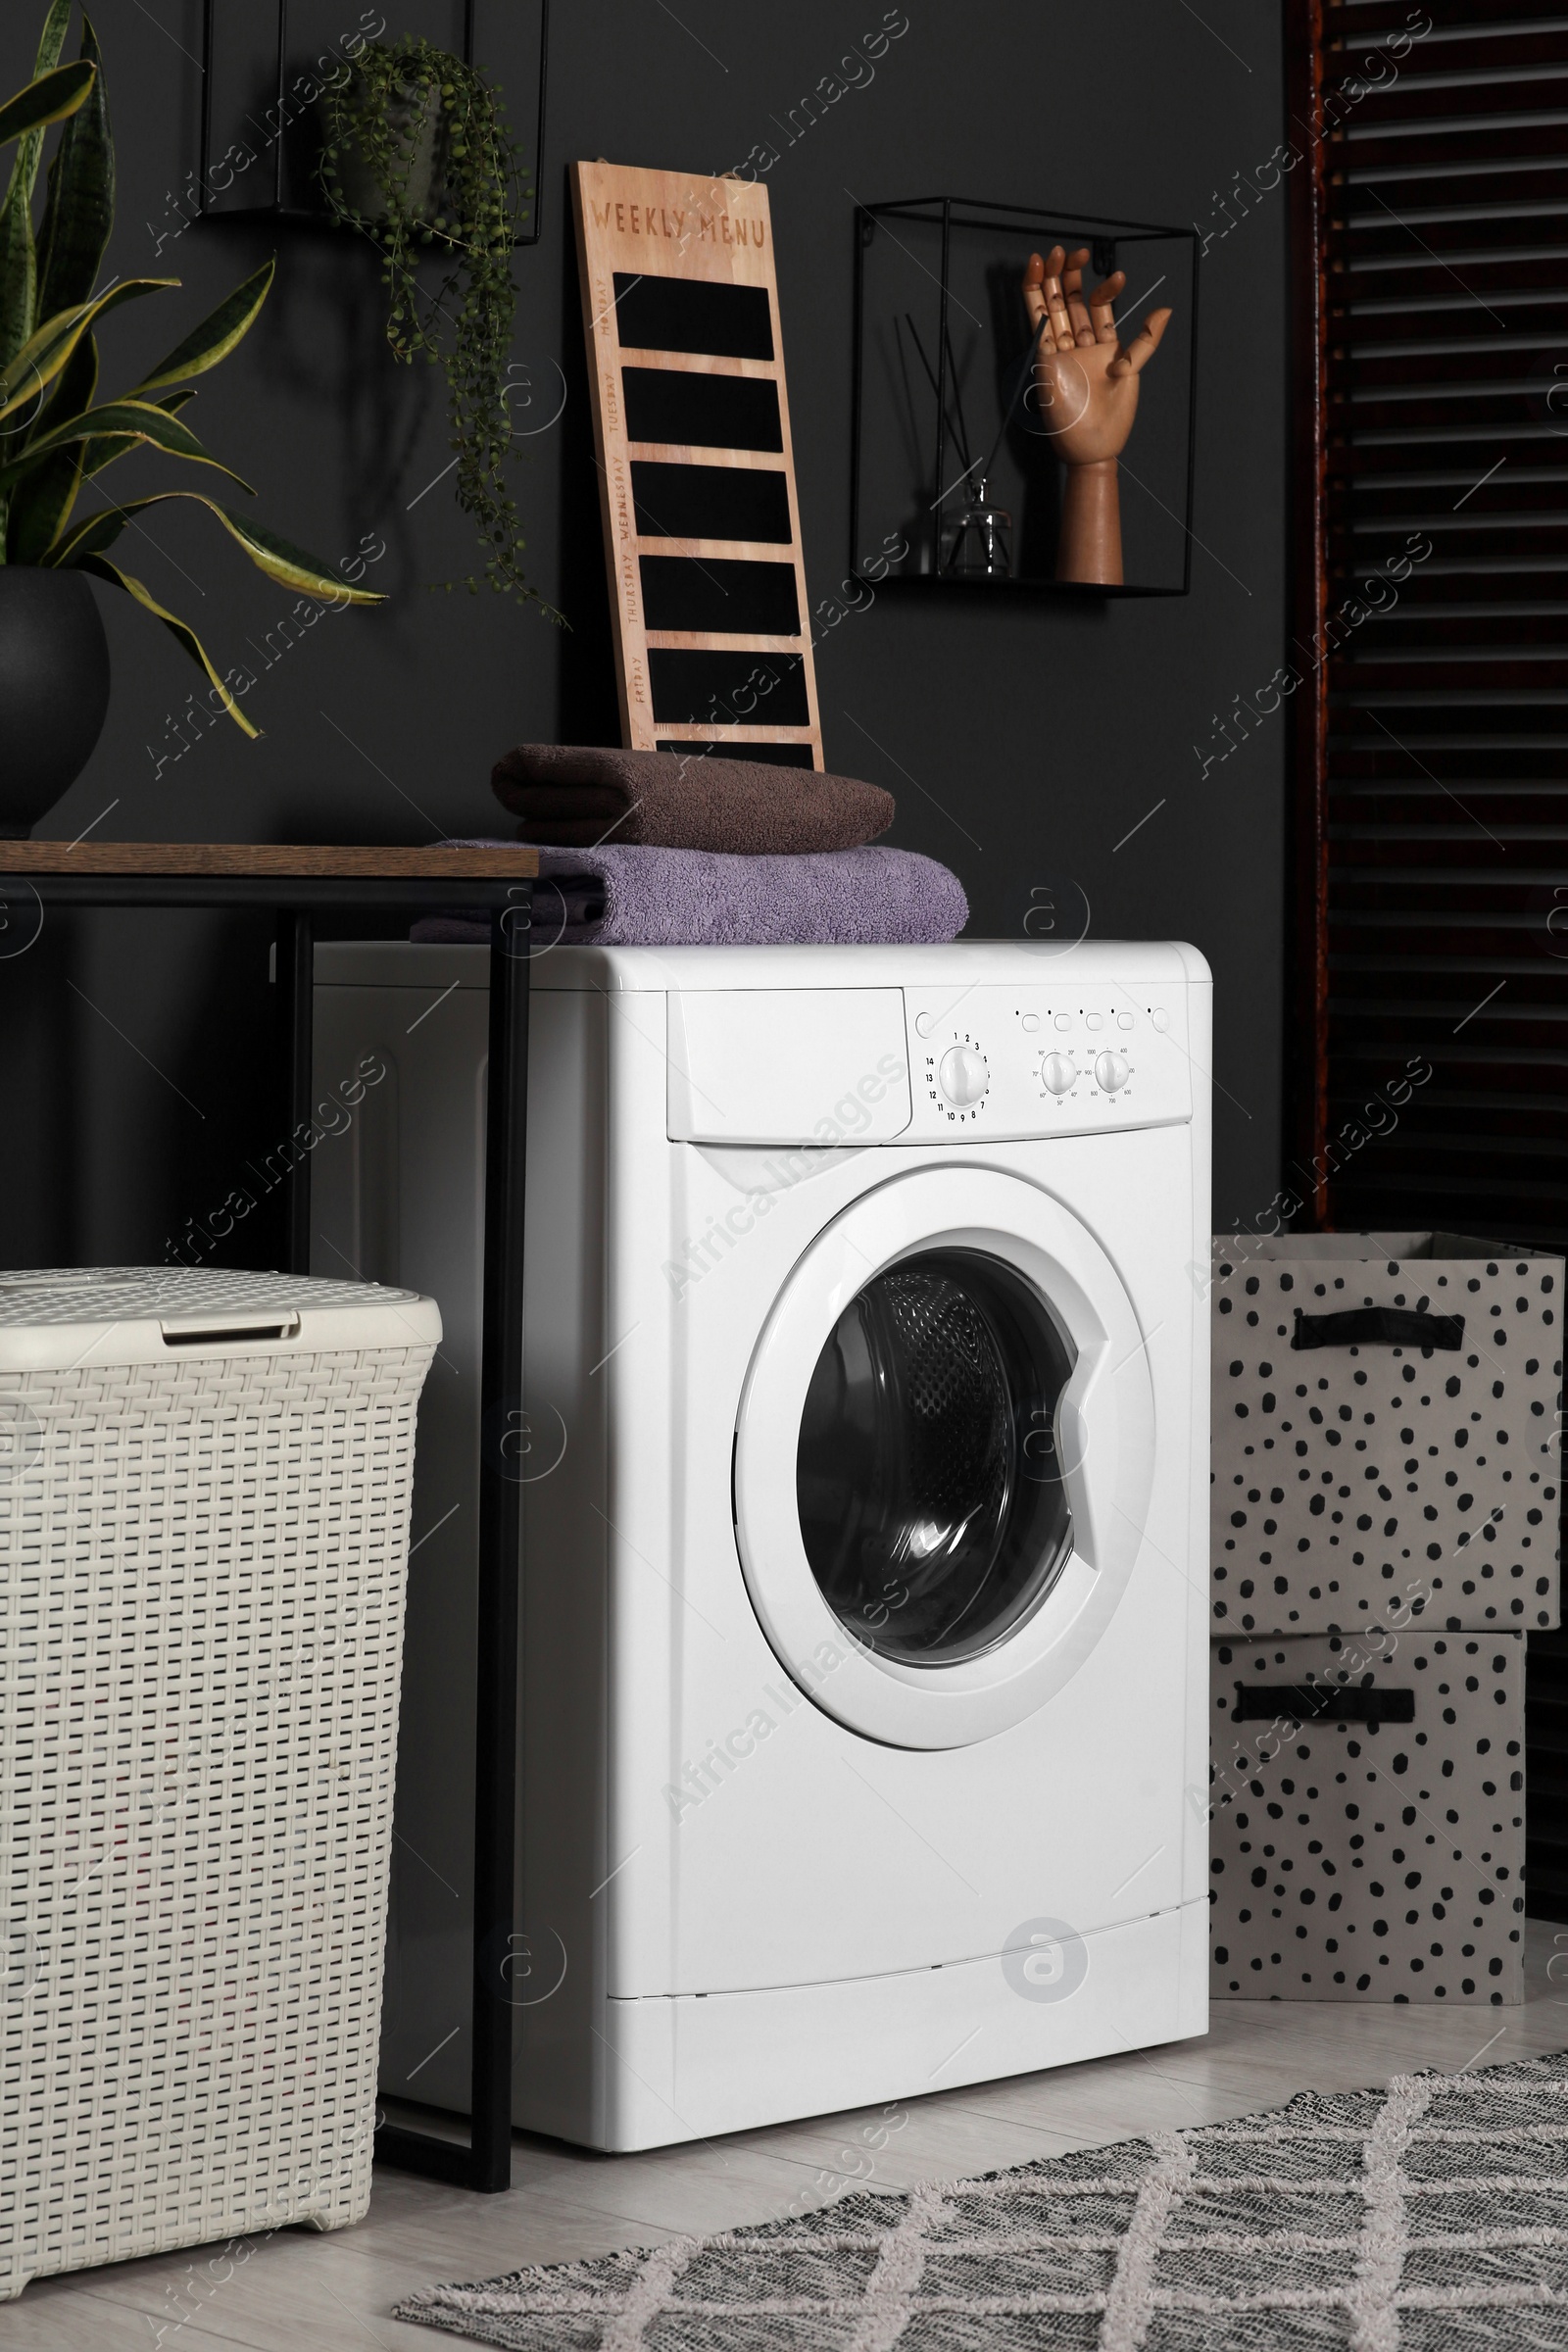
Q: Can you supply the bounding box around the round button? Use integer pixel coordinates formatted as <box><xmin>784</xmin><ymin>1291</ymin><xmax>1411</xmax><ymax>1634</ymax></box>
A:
<box><xmin>1117</xmin><ymin>1011</ymin><xmax>1135</xmax><ymax>1031</ymax></box>
<box><xmin>1085</xmin><ymin>1011</ymin><xmax>1103</xmax><ymax>1032</ymax></box>
<box><xmin>1041</xmin><ymin>1053</ymin><xmax>1076</xmax><ymax>1097</ymax></box>
<box><xmin>915</xmin><ymin>1011</ymin><xmax>937</xmax><ymax>1038</ymax></box>
<box><xmin>1152</xmin><ymin>1007</ymin><xmax>1169</xmax><ymax>1033</ymax></box>
<box><xmin>1020</xmin><ymin>1012</ymin><xmax>1040</xmax><ymax>1034</ymax></box>
<box><xmin>1054</xmin><ymin>1012</ymin><xmax>1073</xmax><ymax>1032</ymax></box>
<box><xmin>1095</xmin><ymin>1051</ymin><xmax>1130</xmax><ymax>1094</ymax></box>
<box><xmin>939</xmin><ymin>1045</ymin><xmax>990</xmax><ymax>1106</ymax></box>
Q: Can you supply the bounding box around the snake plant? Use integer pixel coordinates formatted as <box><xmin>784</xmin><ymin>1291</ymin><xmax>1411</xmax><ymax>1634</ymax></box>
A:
<box><xmin>0</xmin><ymin>3</ymin><xmax>384</xmax><ymax>737</ymax></box>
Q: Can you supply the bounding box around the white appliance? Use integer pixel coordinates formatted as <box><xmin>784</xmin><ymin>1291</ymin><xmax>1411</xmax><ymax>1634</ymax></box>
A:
<box><xmin>312</xmin><ymin>940</ymin><xmax>1211</xmax><ymax>2151</ymax></box>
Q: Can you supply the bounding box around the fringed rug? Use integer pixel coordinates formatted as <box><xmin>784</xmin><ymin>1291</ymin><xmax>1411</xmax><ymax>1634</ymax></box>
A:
<box><xmin>394</xmin><ymin>2052</ymin><xmax>1568</xmax><ymax>2349</ymax></box>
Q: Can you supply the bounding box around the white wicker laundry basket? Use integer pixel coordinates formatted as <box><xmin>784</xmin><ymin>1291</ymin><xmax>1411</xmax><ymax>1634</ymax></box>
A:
<box><xmin>0</xmin><ymin>1268</ymin><xmax>441</xmax><ymax>2299</ymax></box>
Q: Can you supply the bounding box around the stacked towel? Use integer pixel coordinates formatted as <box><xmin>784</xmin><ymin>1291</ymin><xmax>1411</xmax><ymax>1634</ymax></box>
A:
<box><xmin>435</xmin><ymin>743</ymin><xmax>968</xmax><ymax>950</ymax></box>
<box><xmin>414</xmin><ymin>842</ymin><xmax>969</xmax><ymax>949</ymax></box>
<box><xmin>491</xmin><ymin>743</ymin><xmax>894</xmax><ymax>853</ymax></box>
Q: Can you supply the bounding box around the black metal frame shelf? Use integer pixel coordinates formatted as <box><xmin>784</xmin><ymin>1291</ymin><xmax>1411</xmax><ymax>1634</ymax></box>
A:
<box><xmin>196</xmin><ymin>0</ymin><xmax>549</xmax><ymax>247</ymax></box>
<box><xmin>849</xmin><ymin>194</ymin><xmax>1200</xmax><ymax>597</ymax></box>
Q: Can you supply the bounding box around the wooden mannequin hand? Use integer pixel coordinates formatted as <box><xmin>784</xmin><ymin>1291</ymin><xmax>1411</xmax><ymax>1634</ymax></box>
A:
<box><xmin>1021</xmin><ymin>244</ymin><xmax>1172</xmax><ymax>584</ymax></box>
<box><xmin>1022</xmin><ymin>244</ymin><xmax>1170</xmax><ymax>465</ymax></box>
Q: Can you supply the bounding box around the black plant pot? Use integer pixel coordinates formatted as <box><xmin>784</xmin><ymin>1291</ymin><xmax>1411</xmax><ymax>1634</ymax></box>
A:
<box><xmin>0</xmin><ymin>567</ymin><xmax>111</xmax><ymax>837</ymax></box>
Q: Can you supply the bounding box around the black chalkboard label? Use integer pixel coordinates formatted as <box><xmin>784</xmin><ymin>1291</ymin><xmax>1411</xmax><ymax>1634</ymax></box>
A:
<box><xmin>649</xmin><ymin>649</ymin><xmax>809</xmax><ymax>727</ymax></box>
<box><xmin>631</xmin><ymin>461</ymin><xmax>792</xmax><ymax>544</ymax></box>
<box><xmin>640</xmin><ymin>556</ymin><xmax>800</xmax><ymax>636</ymax></box>
<box><xmin>623</xmin><ymin>368</ymin><xmax>783</xmax><ymax>453</ymax></box>
<box><xmin>613</xmin><ymin>271</ymin><xmax>774</xmax><ymax>362</ymax></box>
<box><xmin>656</xmin><ymin>741</ymin><xmax>816</xmax><ymax>767</ymax></box>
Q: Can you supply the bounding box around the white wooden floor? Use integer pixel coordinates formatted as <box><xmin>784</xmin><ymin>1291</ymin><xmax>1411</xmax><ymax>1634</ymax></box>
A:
<box><xmin>18</xmin><ymin>1916</ymin><xmax>1568</xmax><ymax>2347</ymax></box>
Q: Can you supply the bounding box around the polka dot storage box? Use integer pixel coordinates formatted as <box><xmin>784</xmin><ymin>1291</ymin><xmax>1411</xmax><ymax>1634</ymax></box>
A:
<box><xmin>0</xmin><ymin>1268</ymin><xmax>440</xmax><ymax>2300</ymax></box>
<box><xmin>1206</xmin><ymin>1232</ymin><xmax>1554</xmax><ymax>2004</ymax></box>
<box><xmin>1208</xmin><ymin>1631</ymin><xmax>1525</xmax><ymax>2004</ymax></box>
<box><xmin>1210</xmin><ymin>1233</ymin><xmax>1562</xmax><ymax>1638</ymax></box>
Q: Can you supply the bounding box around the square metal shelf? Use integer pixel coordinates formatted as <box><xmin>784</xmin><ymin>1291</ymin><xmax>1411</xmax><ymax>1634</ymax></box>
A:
<box><xmin>850</xmin><ymin>195</ymin><xmax>1200</xmax><ymax>597</ymax></box>
<box><xmin>196</xmin><ymin>0</ymin><xmax>547</xmax><ymax>247</ymax></box>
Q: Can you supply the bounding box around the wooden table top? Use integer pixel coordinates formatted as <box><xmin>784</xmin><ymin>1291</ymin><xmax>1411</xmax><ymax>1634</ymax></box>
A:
<box><xmin>0</xmin><ymin>842</ymin><xmax>540</xmax><ymax>877</ymax></box>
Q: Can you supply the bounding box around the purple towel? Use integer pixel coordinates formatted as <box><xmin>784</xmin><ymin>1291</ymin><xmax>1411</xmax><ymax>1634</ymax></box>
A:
<box><xmin>411</xmin><ymin>842</ymin><xmax>968</xmax><ymax>948</ymax></box>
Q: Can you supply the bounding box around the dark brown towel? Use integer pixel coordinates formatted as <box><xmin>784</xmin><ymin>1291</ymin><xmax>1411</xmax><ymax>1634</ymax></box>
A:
<box><xmin>491</xmin><ymin>744</ymin><xmax>894</xmax><ymax>852</ymax></box>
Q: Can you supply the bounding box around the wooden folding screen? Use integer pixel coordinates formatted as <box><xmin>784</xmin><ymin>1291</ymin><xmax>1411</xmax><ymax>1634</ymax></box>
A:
<box><xmin>572</xmin><ymin>162</ymin><xmax>824</xmax><ymax>767</ymax></box>
<box><xmin>1286</xmin><ymin>0</ymin><xmax>1568</xmax><ymax>1909</ymax></box>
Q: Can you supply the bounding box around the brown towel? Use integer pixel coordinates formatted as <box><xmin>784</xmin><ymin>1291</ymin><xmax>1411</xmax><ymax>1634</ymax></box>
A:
<box><xmin>491</xmin><ymin>744</ymin><xmax>894</xmax><ymax>852</ymax></box>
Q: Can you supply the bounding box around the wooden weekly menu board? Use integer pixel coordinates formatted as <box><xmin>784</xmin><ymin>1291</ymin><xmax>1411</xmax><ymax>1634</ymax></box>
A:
<box><xmin>572</xmin><ymin>161</ymin><xmax>824</xmax><ymax>768</ymax></box>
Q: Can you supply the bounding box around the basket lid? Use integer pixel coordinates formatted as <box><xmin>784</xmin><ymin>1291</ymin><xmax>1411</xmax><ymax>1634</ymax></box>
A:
<box><xmin>0</xmin><ymin>1266</ymin><xmax>441</xmax><ymax>1373</ymax></box>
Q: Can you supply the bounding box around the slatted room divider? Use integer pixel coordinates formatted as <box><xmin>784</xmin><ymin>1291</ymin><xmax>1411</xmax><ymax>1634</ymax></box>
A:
<box><xmin>1286</xmin><ymin>0</ymin><xmax>1568</xmax><ymax>1911</ymax></box>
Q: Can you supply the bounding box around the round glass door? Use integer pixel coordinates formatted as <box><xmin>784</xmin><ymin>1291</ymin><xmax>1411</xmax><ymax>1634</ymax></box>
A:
<box><xmin>796</xmin><ymin>1249</ymin><xmax>1075</xmax><ymax>1664</ymax></box>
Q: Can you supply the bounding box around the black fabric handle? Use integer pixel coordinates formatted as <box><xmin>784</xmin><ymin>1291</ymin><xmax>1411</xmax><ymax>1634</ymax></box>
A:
<box><xmin>1232</xmin><ymin>1682</ymin><xmax>1415</xmax><ymax>1726</ymax></box>
<box><xmin>1291</xmin><ymin>1305</ymin><xmax>1464</xmax><ymax>1353</ymax></box>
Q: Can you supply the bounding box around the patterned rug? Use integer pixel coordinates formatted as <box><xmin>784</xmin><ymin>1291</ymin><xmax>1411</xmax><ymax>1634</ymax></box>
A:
<box><xmin>393</xmin><ymin>2053</ymin><xmax>1568</xmax><ymax>2349</ymax></box>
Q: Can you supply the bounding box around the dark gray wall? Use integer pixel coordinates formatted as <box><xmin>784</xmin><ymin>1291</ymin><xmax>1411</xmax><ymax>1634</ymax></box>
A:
<box><xmin>0</xmin><ymin>0</ymin><xmax>1287</xmax><ymax>1265</ymax></box>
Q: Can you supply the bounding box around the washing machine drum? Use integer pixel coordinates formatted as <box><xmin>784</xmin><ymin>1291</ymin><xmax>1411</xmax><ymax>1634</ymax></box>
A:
<box><xmin>734</xmin><ymin>1168</ymin><xmax>1156</xmax><ymax>1749</ymax></box>
<box><xmin>797</xmin><ymin>1250</ymin><xmax>1075</xmax><ymax>1666</ymax></box>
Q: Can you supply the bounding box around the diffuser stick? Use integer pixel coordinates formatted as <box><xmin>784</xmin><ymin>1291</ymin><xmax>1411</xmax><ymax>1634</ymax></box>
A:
<box><xmin>904</xmin><ymin>311</ymin><xmax>973</xmax><ymax>477</ymax></box>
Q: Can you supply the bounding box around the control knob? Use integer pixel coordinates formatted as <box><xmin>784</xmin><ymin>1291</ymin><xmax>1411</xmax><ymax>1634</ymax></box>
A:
<box><xmin>1041</xmin><ymin>1053</ymin><xmax>1076</xmax><ymax>1097</ymax></box>
<box><xmin>1095</xmin><ymin>1051</ymin><xmax>1130</xmax><ymax>1094</ymax></box>
<box><xmin>939</xmin><ymin>1045</ymin><xmax>989</xmax><ymax>1106</ymax></box>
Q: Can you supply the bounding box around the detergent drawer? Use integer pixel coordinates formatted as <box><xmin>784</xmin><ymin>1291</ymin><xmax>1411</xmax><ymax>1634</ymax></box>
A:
<box><xmin>666</xmin><ymin>988</ymin><xmax>912</xmax><ymax>1145</ymax></box>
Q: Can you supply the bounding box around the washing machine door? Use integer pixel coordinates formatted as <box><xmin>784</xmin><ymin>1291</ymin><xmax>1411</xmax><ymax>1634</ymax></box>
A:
<box><xmin>734</xmin><ymin>1166</ymin><xmax>1156</xmax><ymax>1748</ymax></box>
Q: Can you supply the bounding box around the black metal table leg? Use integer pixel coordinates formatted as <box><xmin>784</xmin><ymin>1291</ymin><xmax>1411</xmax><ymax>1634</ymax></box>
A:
<box><xmin>0</xmin><ymin>858</ymin><xmax>537</xmax><ymax>2194</ymax></box>
<box><xmin>468</xmin><ymin>887</ymin><xmax>531</xmax><ymax>2190</ymax></box>
<box><xmin>275</xmin><ymin>908</ymin><xmax>314</xmax><ymax>1276</ymax></box>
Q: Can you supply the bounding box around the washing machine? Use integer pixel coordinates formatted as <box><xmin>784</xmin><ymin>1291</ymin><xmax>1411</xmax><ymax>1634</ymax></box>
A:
<box><xmin>311</xmin><ymin>939</ymin><xmax>1211</xmax><ymax>2151</ymax></box>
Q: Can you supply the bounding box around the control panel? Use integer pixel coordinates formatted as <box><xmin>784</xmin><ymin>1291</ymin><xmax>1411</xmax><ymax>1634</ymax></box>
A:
<box><xmin>903</xmin><ymin>983</ymin><xmax>1192</xmax><ymax>1142</ymax></box>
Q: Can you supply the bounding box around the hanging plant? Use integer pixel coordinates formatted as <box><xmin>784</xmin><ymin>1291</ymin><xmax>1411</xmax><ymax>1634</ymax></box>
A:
<box><xmin>318</xmin><ymin>38</ymin><xmax>555</xmax><ymax>619</ymax></box>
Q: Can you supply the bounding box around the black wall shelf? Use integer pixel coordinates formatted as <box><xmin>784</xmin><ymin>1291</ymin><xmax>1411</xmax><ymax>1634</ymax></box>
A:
<box><xmin>196</xmin><ymin>0</ymin><xmax>548</xmax><ymax>247</ymax></box>
<box><xmin>850</xmin><ymin>195</ymin><xmax>1200</xmax><ymax>597</ymax></box>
